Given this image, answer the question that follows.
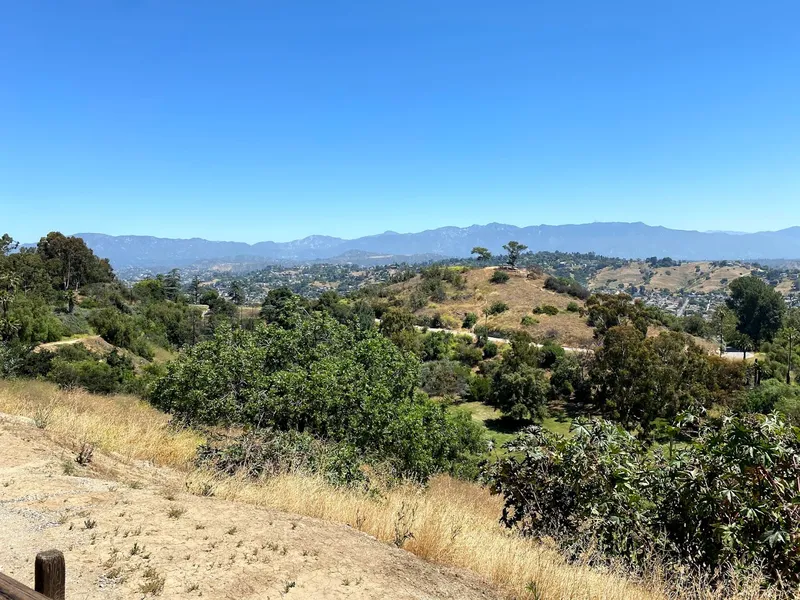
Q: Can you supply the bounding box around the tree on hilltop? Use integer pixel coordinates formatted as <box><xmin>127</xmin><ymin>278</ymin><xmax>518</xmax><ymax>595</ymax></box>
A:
<box><xmin>503</xmin><ymin>241</ymin><xmax>528</xmax><ymax>269</ymax></box>
<box><xmin>471</xmin><ymin>246</ymin><xmax>492</xmax><ymax>262</ymax></box>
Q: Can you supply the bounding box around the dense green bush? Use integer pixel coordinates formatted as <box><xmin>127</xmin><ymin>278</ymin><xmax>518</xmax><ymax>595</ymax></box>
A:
<box><xmin>453</xmin><ymin>339</ymin><xmax>483</xmax><ymax>366</ymax></box>
<box><xmin>420</xmin><ymin>360</ymin><xmax>472</xmax><ymax>397</ymax></box>
<box><xmin>482</xmin><ymin>340</ymin><xmax>499</xmax><ymax>358</ymax></box>
<box><xmin>533</xmin><ymin>304</ymin><xmax>559</xmax><ymax>316</ymax></box>
<box><xmin>485</xmin><ymin>301</ymin><xmax>509</xmax><ymax>316</ymax></box>
<box><xmin>544</xmin><ymin>276</ymin><xmax>590</xmax><ymax>300</ymax></box>
<box><xmin>490</xmin><ymin>270</ymin><xmax>510</xmax><ymax>284</ymax></box>
<box><xmin>486</xmin><ymin>414</ymin><xmax>800</xmax><ymax>587</ymax></box>
<box><xmin>151</xmin><ymin>316</ymin><xmax>483</xmax><ymax>481</ymax></box>
<box><xmin>462</xmin><ymin>312</ymin><xmax>478</xmax><ymax>329</ymax></box>
<box><xmin>88</xmin><ymin>308</ymin><xmax>152</xmax><ymax>358</ymax></box>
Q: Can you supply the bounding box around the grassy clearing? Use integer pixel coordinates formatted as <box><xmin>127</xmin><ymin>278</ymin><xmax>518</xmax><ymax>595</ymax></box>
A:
<box><xmin>0</xmin><ymin>380</ymin><xmax>200</xmax><ymax>468</ymax></box>
<box><xmin>459</xmin><ymin>399</ymin><xmax>595</xmax><ymax>445</ymax></box>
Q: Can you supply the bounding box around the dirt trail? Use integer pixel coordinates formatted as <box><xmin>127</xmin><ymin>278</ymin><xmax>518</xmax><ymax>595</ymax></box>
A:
<box><xmin>0</xmin><ymin>416</ymin><xmax>499</xmax><ymax>600</ymax></box>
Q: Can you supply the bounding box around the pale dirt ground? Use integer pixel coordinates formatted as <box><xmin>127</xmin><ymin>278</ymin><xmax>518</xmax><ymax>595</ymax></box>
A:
<box><xmin>0</xmin><ymin>415</ymin><xmax>500</xmax><ymax>600</ymax></box>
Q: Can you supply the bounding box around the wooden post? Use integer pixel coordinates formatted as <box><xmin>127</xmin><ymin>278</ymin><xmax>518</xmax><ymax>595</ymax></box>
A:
<box><xmin>34</xmin><ymin>551</ymin><xmax>64</xmax><ymax>600</ymax></box>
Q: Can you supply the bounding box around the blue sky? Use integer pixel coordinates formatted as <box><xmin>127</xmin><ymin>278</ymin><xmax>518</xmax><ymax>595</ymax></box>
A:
<box><xmin>2</xmin><ymin>1</ymin><xmax>799</xmax><ymax>243</ymax></box>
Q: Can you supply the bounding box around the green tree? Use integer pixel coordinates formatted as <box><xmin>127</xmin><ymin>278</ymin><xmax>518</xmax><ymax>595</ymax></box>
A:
<box><xmin>470</xmin><ymin>246</ymin><xmax>492</xmax><ymax>262</ymax></box>
<box><xmin>188</xmin><ymin>276</ymin><xmax>203</xmax><ymax>304</ymax></box>
<box><xmin>150</xmin><ymin>316</ymin><xmax>482</xmax><ymax>480</ymax></box>
<box><xmin>0</xmin><ymin>234</ymin><xmax>18</xmax><ymax>256</ymax></box>
<box><xmin>260</xmin><ymin>287</ymin><xmax>306</xmax><ymax>327</ymax></box>
<box><xmin>163</xmin><ymin>268</ymin><xmax>182</xmax><ymax>301</ymax></box>
<box><xmin>502</xmin><ymin>241</ymin><xmax>528</xmax><ymax>269</ymax></box>
<box><xmin>37</xmin><ymin>232</ymin><xmax>113</xmax><ymax>291</ymax></box>
<box><xmin>229</xmin><ymin>280</ymin><xmax>245</xmax><ymax>306</ymax></box>
<box><xmin>586</xmin><ymin>293</ymin><xmax>649</xmax><ymax>338</ymax></box>
<box><xmin>726</xmin><ymin>276</ymin><xmax>785</xmax><ymax>344</ymax></box>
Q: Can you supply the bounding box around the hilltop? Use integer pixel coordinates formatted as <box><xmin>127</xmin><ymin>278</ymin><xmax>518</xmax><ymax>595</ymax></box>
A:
<box><xmin>383</xmin><ymin>266</ymin><xmax>595</xmax><ymax>348</ymax></box>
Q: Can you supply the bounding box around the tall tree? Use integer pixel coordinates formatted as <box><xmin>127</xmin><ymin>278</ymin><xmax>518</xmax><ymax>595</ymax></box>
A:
<box><xmin>726</xmin><ymin>276</ymin><xmax>785</xmax><ymax>344</ymax></box>
<box><xmin>502</xmin><ymin>241</ymin><xmax>528</xmax><ymax>268</ymax></box>
<box><xmin>163</xmin><ymin>268</ymin><xmax>182</xmax><ymax>301</ymax></box>
<box><xmin>37</xmin><ymin>232</ymin><xmax>113</xmax><ymax>291</ymax></box>
<box><xmin>0</xmin><ymin>234</ymin><xmax>18</xmax><ymax>256</ymax></box>
<box><xmin>470</xmin><ymin>246</ymin><xmax>492</xmax><ymax>262</ymax></box>
<box><xmin>229</xmin><ymin>280</ymin><xmax>245</xmax><ymax>306</ymax></box>
<box><xmin>189</xmin><ymin>275</ymin><xmax>203</xmax><ymax>304</ymax></box>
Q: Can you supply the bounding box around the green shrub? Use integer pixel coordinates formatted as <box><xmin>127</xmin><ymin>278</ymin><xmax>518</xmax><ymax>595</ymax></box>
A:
<box><xmin>468</xmin><ymin>374</ymin><xmax>492</xmax><ymax>402</ymax></box>
<box><xmin>487</xmin><ymin>414</ymin><xmax>800</xmax><ymax>585</ymax></box>
<box><xmin>484</xmin><ymin>302</ymin><xmax>509</xmax><ymax>316</ymax></box>
<box><xmin>454</xmin><ymin>340</ymin><xmax>483</xmax><ymax>366</ymax></box>
<box><xmin>520</xmin><ymin>315</ymin><xmax>538</xmax><ymax>327</ymax></box>
<box><xmin>482</xmin><ymin>341</ymin><xmax>499</xmax><ymax>359</ymax></box>
<box><xmin>533</xmin><ymin>305</ymin><xmax>559</xmax><ymax>316</ymax></box>
<box><xmin>543</xmin><ymin>276</ymin><xmax>590</xmax><ymax>300</ymax></box>
<box><xmin>490</xmin><ymin>270</ymin><xmax>510</xmax><ymax>284</ymax></box>
<box><xmin>537</xmin><ymin>341</ymin><xmax>564</xmax><ymax>368</ymax></box>
<box><xmin>566</xmin><ymin>302</ymin><xmax>580</xmax><ymax>313</ymax></box>
<box><xmin>420</xmin><ymin>360</ymin><xmax>471</xmax><ymax>397</ymax></box>
<box><xmin>462</xmin><ymin>312</ymin><xmax>478</xmax><ymax>329</ymax></box>
<box><xmin>48</xmin><ymin>359</ymin><xmax>120</xmax><ymax>394</ymax></box>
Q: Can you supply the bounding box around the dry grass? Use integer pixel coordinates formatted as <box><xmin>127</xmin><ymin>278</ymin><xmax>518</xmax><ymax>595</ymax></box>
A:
<box><xmin>0</xmin><ymin>380</ymin><xmax>201</xmax><ymax>468</ymax></box>
<box><xmin>185</xmin><ymin>471</ymin><xmax>777</xmax><ymax>600</ymax></box>
<box><xmin>590</xmin><ymin>262</ymin><xmax>752</xmax><ymax>294</ymax></box>
<box><xmin>391</xmin><ymin>267</ymin><xmax>596</xmax><ymax>348</ymax></box>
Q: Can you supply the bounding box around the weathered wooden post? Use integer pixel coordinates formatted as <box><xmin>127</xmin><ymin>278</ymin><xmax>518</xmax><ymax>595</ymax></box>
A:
<box><xmin>34</xmin><ymin>551</ymin><xmax>64</xmax><ymax>600</ymax></box>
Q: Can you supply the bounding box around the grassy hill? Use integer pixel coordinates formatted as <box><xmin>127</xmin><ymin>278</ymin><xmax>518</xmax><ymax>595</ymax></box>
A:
<box><xmin>385</xmin><ymin>266</ymin><xmax>595</xmax><ymax>348</ymax></box>
<box><xmin>589</xmin><ymin>261</ymin><xmax>753</xmax><ymax>293</ymax></box>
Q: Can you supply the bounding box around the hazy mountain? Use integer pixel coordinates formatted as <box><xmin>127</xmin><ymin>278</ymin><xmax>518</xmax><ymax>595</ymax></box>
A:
<box><xmin>67</xmin><ymin>223</ymin><xmax>800</xmax><ymax>269</ymax></box>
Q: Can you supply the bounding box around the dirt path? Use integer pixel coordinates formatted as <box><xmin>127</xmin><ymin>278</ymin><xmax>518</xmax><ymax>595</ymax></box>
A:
<box><xmin>0</xmin><ymin>416</ymin><xmax>499</xmax><ymax>600</ymax></box>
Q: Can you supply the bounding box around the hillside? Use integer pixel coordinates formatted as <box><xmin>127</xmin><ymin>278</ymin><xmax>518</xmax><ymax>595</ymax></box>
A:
<box><xmin>0</xmin><ymin>418</ymin><xmax>497</xmax><ymax>599</ymax></box>
<box><xmin>0</xmin><ymin>380</ymin><xmax>682</xmax><ymax>600</ymax></box>
<box><xmin>590</xmin><ymin>261</ymin><xmax>753</xmax><ymax>293</ymax></box>
<box><xmin>387</xmin><ymin>267</ymin><xmax>595</xmax><ymax>348</ymax></box>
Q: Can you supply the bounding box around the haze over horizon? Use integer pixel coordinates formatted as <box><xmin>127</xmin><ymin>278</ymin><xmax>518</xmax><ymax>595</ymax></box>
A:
<box><xmin>3</xmin><ymin>1</ymin><xmax>800</xmax><ymax>243</ymax></box>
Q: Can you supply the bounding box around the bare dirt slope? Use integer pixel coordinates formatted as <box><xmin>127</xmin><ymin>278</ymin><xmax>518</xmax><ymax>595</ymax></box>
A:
<box><xmin>0</xmin><ymin>416</ymin><xmax>499</xmax><ymax>600</ymax></box>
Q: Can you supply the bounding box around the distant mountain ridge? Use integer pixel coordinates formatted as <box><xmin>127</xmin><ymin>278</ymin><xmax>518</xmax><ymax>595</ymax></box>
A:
<box><xmin>59</xmin><ymin>222</ymin><xmax>800</xmax><ymax>268</ymax></box>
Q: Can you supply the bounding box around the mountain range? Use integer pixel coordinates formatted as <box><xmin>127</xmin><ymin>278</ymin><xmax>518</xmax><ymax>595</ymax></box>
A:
<box><xmin>58</xmin><ymin>222</ymin><xmax>800</xmax><ymax>269</ymax></box>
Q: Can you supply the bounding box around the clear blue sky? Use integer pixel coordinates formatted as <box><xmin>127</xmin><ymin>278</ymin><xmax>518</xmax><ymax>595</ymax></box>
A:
<box><xmin>2</xmin><ymin>1</ymin><xmax>799</xmax><ymax>243</ymax></box>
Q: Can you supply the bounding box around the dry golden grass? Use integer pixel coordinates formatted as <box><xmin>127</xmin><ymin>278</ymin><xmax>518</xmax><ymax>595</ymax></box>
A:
<box><xmin>0</xmin><ymin>379</ymin><xmax>201</xmax><ymax>468</ymax></box>
<box><xmin>590</xmin><ymin>262</ymin><xmax>751</xmax><ymax>294</ymax></box>
<box><xmin>186</xmin><ymin>471</ymin><xmax>777</xmax><ymax>600</ymax></box>
<box><xmin>391</xmin><ymin>267</ymin><xmax>596</xmax><ymax>348</ymax></box>
<box><xmin>0</xmin><ymin>380</ymin><xmax>780</xmax><ymax>600</ymax></box>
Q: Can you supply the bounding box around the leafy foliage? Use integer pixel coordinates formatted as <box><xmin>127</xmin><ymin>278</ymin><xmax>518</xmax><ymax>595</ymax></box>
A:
<box><xmin>544</xmin><ymin>276</ymin><xmax>590</xmax><ymax>300</ymax></box>
<box><xmin>151</xmin><ymin>315</ymin><xmax>483</xmax><ymax>480</ymax></box>
<box><xmin>727</xmin><ymin>276</ymin><xmax>785</xmax><ymax>344</ymax></box>
<box><xmin>490</xmin><ymin>270</ymin><xmax>510</xmax><ymax>284</ymax></box>
<box><xmin>486</xmin><ymin>414</ymin><xmax>800</xmax><ymax>586</ymax></box>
